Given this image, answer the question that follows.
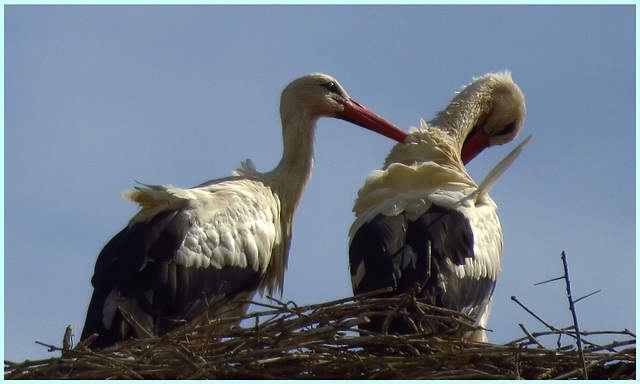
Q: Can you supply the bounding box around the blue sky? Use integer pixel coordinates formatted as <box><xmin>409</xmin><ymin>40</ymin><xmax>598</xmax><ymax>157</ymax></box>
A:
<box><xmin>4</xmin><ymin>5</ymin><xmax>635</xmax><ymax>361</ymax></box>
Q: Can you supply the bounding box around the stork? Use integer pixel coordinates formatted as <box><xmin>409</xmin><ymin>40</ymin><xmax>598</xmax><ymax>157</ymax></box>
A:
<box><xmin>348</xmin><ymin>72</ymin><xmax>526</xmax><ymax>342</ymax></box>
<box><xmin>81</xmin><ymin>73</ymin><xmax>408</xmax><ymax>348</ymax></box>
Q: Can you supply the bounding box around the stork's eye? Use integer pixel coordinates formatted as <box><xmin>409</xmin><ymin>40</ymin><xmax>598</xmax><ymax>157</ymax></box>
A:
<box><xmin>498</xmin><ymin>120</ymin><xmax>518</xmax><ymax>136</ymax></box>
<box><xmin>320</xmin><ymin>81</ymin><xmax>339</xmax><ymax>94</ymax></box>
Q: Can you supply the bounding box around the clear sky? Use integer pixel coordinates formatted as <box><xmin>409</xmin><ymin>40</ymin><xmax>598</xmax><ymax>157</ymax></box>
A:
<box><xmin>4</xmin><ymin>5</ymin><xmax>635</xmax><ymax>361</ymax></box>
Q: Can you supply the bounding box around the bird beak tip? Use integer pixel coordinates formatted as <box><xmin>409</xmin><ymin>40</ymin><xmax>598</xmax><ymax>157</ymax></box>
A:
<box><xmin>339</xmin><ymin>99</ymin><xmax>407</xmax><ymax>143</ymax></box>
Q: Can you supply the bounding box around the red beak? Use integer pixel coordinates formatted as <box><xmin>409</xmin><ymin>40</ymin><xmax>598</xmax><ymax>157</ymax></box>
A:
<box><xmin>338</xmin><ymin>99</ymin><xmax>407</xmax><ymax>143</ymax></box>
<box><xmin>461</xmin><ymin>128</ymin><xmax>492</xmax><ymax>164</ymax></box>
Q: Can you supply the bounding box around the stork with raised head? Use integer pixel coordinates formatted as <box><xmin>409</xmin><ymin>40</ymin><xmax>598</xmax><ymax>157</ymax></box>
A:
<box><xmin>81</xmin><ymin>73</ymin><xmax>408</xmax><ymax>348</ymax></box>
<box><xmin>348</xmin><ymin>72</ymin><xmax>526</xmax><ymax>342</ymax></box>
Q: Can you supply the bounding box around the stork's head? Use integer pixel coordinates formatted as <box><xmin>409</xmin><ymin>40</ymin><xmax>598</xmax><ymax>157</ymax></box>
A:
<box><xmin>428</xmin><ymin>72</ymin><xmax>525</xmax><ymax>164</ymax></box>
<box><xmin>457</xmin><ymin>72</ymin><xmax>526</xmax><ymax>164</ymax></box>
<box><xmin>280</xmin><ymin>73</ymin><xmax>407</xmax><ymax>143</ymax></box>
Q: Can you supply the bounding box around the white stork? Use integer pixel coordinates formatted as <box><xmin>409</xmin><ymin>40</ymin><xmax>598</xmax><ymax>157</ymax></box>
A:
<box><xmin>81</xmin><ymin>73</ymin><xmax>407</xmax><ymax>348</ymax></box>
<box><xmin>348</xmin><ymin>72</ymin><xmax>526</xmax><ymax>342</ymax></box>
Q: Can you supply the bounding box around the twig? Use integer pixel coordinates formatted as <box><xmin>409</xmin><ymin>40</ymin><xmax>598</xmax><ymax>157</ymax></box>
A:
<box><xmin>510</xmin><ymin>296</ymin><xmax>560</xmax><ymax>333</ymax></box>
<box><xmin>533</xmin><ymin>276</ymin><xmax>564</xmax><ymax>286</ymax></box>
<box><xmin>573</xmin><ymin>290</ymin><xmax>601</xmax><ymax>304</ymax></box>
<box><xmin>34</xmin><ymin>341</ymin><xmax>62</xmax><ymax>353</ymax></box>
<box><xmin>517</xmin><ymin>323</ymin><xmax>546</xmax><ymax>348</ymax></box>
<box><xmin>117</xmin><ymin>305</ymin><xmax>155</xmax><ymax>339</ymax></box>
<box><xmin>560</xmin><ymin>251</ymin><xmax>588</xmax><ymax>379</ymax></box>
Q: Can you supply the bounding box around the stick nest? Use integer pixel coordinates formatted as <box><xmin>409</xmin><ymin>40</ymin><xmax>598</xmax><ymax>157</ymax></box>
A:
<box><xmin>5</xmin><ymin>290</ymin><xmax>635</xmax><ymax>380</ymax></box>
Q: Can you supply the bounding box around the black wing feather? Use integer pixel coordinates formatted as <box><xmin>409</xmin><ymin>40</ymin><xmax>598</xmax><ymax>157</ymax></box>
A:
<box><xmin>349</xmin><ymin>204</ymin><xmax>479</xmax><ymax>334</ymax></box>
<box><xmin>81</xmin><ymin>209</ymin><xmax>261</xmax><ymax>348</ymax></box>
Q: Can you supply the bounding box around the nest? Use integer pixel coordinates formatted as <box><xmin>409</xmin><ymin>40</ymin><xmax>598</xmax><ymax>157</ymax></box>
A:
<box><xmin>5</xmin><ymin>289</ymin><xmax>636</xmax><ymax>380</ymax></box>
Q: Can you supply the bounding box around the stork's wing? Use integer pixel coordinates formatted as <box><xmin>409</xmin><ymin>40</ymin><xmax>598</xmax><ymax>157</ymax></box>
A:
<box><xmin>350</xmin><ymin>204</ymin><xmax>474</xmax><ymax>295</ymax></box>
<box><xmin>81</xmin><ymin>180</ymin><xmax>281</xmax><ymax>348</ymax></box>
<box><xmin>349</xmin><ymin>203</ymin><xmax>497</xmax><ymax>334</ymax></box>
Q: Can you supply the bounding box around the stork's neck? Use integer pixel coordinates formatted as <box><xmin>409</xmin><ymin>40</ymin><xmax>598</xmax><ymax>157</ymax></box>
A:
<box><xmin>267</xmin><ymin>113</ymin><xmax>316</xmax><ymax>218</ymax></box>
<box><xmin>428</xmin><ymin>90</ymin><xmax>491</xmax><ymax>155</ymax></box>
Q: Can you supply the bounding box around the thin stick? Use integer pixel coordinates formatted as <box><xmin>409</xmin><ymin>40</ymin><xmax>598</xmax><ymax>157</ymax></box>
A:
<box><xmin>560</xmin><ymin>251</ymin><xmax>588</xmax><ymax>380</ymax></box>
<box><xmin>573</xmin><ymin>290</ymin><xmax>601</xmax><ymax>304</ymax></box>
<box><xmin>533</xmin><ymin>276</ymin><xmax>564</xmax><ymax>286</ymax></box>
<box><xmin>510</xmin><ymin>296</ymin><xmax>560</xmax><ymax>333</ymax></box>
<box><xmin>517</xmin><ymin>323</ymin><xmax>546</xmax><ymax>348</ymax></box>
<box><xmin>34</xmin><ymin>340</ymin><xmax>61</xmax><ymax>352</ymax></box>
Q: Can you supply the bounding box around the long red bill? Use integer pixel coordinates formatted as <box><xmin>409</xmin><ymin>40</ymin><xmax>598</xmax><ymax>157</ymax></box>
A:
<box><xmin>338</xmin><ymin>99</ymin><xmax>407</xmax><ymax>143</ymax></box>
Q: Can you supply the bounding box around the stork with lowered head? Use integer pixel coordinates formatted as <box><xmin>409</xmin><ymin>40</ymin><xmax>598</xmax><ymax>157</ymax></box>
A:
<box><xmin>349</xmin><ymin>72</ymin><xmax>528</xmax><ymax>342</ymax></box>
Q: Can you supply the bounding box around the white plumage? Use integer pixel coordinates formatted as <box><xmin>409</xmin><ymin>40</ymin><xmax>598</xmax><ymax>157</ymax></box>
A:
<box><xmin>348</xmin><ymin>72</ymin><xmax>526</xmax><ymax>342</ymax></box>
<box><xmin>81</xmin><ymin>73</ymin><xmax>407</xmax><ymax>348</ymax></box>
